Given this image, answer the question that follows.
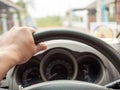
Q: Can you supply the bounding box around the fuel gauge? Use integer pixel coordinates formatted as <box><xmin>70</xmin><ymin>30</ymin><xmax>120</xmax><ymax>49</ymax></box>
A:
<box><xmin>22</xmin><ymin>67</ymin><xmax>42</xmax><ymax>87</ymax></box>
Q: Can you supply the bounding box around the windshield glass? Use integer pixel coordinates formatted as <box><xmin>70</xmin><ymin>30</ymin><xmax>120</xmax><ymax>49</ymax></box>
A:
<box><xmin>0</xmin><ymin>0</ymin><xmax>120</xmax><ymax>43</ymax></box>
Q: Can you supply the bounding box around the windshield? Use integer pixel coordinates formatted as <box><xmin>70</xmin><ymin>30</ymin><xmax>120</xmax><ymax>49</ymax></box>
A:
<box><xmin>0</xmin><ymin>0</ymin><xmax>120</xmax><ymax>43</ymax></box>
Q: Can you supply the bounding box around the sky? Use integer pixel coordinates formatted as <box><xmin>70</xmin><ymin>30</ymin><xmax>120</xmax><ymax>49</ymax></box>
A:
<box><xmin>12</xmin><ymin>0</ymin><xmax>95</xmax><ymax>18</ymax></box>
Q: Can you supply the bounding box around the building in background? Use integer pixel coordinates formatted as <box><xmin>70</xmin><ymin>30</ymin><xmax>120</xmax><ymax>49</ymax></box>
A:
<box><xmin>87</xmin><ymin>0</ymin><xmax>116</xmax><ymax>23</ymax></box>
<box><xmin>0</xmin><ymin>0</ymin><xmax>21</xmax><ymax>34</ymax></box>
<box><xmin>115</xmin><ymin>0</ymin><xmax>120</xmax><ymax>25</ymax></box>
<box><xmin>23</xmin><ymin>0</ymin><xmax>37</xmax><ymax>28</ymax></box>
<box><xmin>64</xmin><ymin>9</ymin><xmax>88</xmax><ymax>32</ymax></box>
<box><xmin>66</xmin><ymin>0</ymin><xmax>120</xmax><ymax>31</ymax></box>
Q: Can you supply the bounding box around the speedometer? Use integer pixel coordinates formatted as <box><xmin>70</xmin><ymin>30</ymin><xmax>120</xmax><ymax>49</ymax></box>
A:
<box><xmin>40</xmin><ymin>48</ymin><xmax>78</xmax><ymax>81</ymax></box>
<box><xmin>45</xmin><ymin>59</ymin><xmax>73</xmax><ymax>80</ymax></box>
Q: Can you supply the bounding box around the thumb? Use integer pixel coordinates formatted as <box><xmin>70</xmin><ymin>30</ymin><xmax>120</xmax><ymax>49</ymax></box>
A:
<box><xmin>36</xmin><ymin>42</ymin><xmax>48</xmax><ymax>52</ymax></box>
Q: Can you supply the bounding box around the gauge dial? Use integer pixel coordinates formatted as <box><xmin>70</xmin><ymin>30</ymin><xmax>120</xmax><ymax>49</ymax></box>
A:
<box><xmin>78</xmin><ymin>64</ymin><xmax>92</xmax><ymax>82</ymax></box>
<box><xmin>45</xmin><ymin>59</ymin><xmax>74</xmax><ymax>80</ymax></box>
<box><xmin>77</xmin><ymin>55</ymin><xmax>102</xmax><ymax>83</ymax></box>
<box><xmin>40</xmin><ymin>48</ymin><xmax>78</xmax><ymax>81</ymax></box>
<box><xmin>22</xmin><ymin>67</ymin><xmax>42</xmax><ymax>87</ymax></box>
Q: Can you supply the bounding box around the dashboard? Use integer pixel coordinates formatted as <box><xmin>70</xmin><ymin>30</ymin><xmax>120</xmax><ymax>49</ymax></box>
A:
<box><xmin>1</xmin><ymin>40</ymin><xmax>120</xmax><ymax>90</ymax></box>
<box><xmin>16</xmin><ymin>48</ymin><xmax>103</xmax><ymax>88</ymax></box>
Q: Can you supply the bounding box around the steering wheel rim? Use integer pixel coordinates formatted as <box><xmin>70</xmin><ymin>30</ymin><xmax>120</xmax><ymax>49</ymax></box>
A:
<box><xmin>24</xmin><ymin>29</ymin><xmax>120</xmax><ymax>90</ymax></box>
<box><xmin>23</xmin><ymin>80</ymin><xmax>109</xmax><ymax>90</ymax></box>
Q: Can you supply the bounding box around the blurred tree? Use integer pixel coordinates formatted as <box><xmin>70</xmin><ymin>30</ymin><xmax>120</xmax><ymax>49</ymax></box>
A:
<box><xmin>15</xmin><ymin>0</ymin><xmax>28</xmax><ymax>26</ymax></box>
<box><xmin>16</xmin><ymin>0</ymin><xmax>26</xmax><ymax>8</ymax></box>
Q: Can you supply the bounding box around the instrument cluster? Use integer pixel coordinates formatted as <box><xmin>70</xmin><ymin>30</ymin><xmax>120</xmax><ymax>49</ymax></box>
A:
<box><xmin>16</xmin><ymin>48</ymin><xmax>103</xmax><ymax>87</ymax></box>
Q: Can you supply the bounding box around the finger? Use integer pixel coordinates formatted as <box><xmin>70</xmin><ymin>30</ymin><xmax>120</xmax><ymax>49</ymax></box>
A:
<box><xmin>11</xmin><ymin>27</ymin><xmax>36</xmax><ymax>33</ymax></box>
<box><xmin>36</xmin><ymin>42</ymin><xmax>48</xmax><ymax>52</ymax></box>
<box><xmin>21</xmin><ymin>27</ymin><xmax>36</xmax><ymax>33</ymax></box>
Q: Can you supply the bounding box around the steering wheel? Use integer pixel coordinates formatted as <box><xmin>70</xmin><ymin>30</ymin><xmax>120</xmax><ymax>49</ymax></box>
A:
<box><xmin>23</xmin><ymin>29</ymin><xmax>120</xmax><ymax>90</ymax></box>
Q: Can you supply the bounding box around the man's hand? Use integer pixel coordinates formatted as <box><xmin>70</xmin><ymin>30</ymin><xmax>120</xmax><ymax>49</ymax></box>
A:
<box><xmin>0</xmin><ymin>27</ymin><xmax>47</xmax><ymax>80</ymax></box>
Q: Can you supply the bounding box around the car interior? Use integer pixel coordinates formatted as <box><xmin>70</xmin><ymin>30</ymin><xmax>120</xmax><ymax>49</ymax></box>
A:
<box><xmin>0</xmin><ymin>0</ymin><xmax>120</xmax><ymax>90</ymax></box>
<box><xmin>0</xmin><ymin>30</ymin><xmax>120</xmax><ymax>90</ymax></box>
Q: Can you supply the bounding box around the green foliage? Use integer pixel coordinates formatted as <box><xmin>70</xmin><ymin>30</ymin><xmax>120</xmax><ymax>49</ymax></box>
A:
<box><xmin>16</xmin><ymin>0</ymin><xmax>28</xmax><ymax>17</ymax></box>
<box><xmin>16</xmin><ymin>0</ymin><xmax>26</xmax><ymax>8</ymax></box>
<box><xmin>36</xmin><ymin>16</ymin><xmax>62</xmax><ymax>27</ymax></box>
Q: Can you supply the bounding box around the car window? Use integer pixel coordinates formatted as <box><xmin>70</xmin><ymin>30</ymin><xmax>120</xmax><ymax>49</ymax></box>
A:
<box><xmin>0</xmin><ymin>0</ymin><xmax>120</xmax><ymax>43</ymax></box>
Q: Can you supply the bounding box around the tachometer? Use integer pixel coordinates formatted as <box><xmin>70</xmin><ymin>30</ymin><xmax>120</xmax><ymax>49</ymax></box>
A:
<box><xmin>76</xmin><ymin>54</ymin><xmax>103</xmax><ymax>83</ymax></box>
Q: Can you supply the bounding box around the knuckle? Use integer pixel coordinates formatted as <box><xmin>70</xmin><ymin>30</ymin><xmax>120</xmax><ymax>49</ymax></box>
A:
<box><xmin>11</xmin><ymin>26</ymin><xmax>18</xmax><ymax>30</ymax></box>
<box><xmin>21</xmin><ymin>27</ymin><xmax>35</xmax><ymax>32</ymax></box>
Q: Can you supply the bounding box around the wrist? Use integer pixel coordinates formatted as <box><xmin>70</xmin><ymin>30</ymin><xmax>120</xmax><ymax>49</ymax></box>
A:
<box><xmin>0</xmin><ymin>47</ymin><xmax>20</xmax><ymax>67</ymax></box>
<box><xmin>0</xmin><ymin>48</ymin><xmax>20</xmax><ymax>80</ymax></box>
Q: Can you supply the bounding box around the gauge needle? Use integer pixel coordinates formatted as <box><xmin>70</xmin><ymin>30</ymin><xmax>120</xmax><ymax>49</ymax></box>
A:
<box><xmin>48</xmin><ymin>73</ymin><xmax>57</xmax><ymax>80</ymax></box>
